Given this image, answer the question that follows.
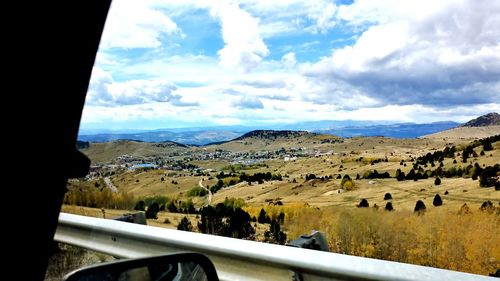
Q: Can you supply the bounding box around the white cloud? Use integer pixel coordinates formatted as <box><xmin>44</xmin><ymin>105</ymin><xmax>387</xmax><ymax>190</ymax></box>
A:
<box><xmin>210</xmin><ymin>1</ymin><xmax>269</xmax><ymax>71</ymax></box>
<box><xmin>232</xmin><ymin>96</ymin><xmax>264</xmax><ymax>109</ymax></box>
<box><xmin>304</xmin><ymin>1</ymin><xmax>337</xmax><ymax>33</ymax></box>
<box><xmin>100</xmin><ymin>0</ymin><xmax>181</xmax><ymax>49</ymax></box>
<box><xmin>304</xmin><ymin>0</ymin><xmax>500</xmax><ymax>106</ymax></box>
<box><xmin>239</xmin><ymin>0</ymin><xmax>339</xmax><ymax>35</ymax></box>
<box><xmin>281</xmin><ymin>52</ymin><xmax>297</xmax><ymax>68</ymax></box>
<box><xmin>82</xmin><ymin>1</ymin><xmax>500</xmax><ymax>130</ymax></box>
<box><xmin>87</xmin><ymin>67</ymin><xmax>197</xmax><ymax>107</ymax></box>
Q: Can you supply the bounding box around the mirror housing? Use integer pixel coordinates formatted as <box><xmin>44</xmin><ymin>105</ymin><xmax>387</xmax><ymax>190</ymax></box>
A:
<box><xmin>63</xmin><ymin>252</ymin><xmax>219</xmax><ymax>281</ymax></box>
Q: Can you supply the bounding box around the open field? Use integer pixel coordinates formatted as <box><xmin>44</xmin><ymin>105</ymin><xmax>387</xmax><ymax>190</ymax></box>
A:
<box><xmin>68</xmin><ymin>129</ymin><xmax>500</xmax><ymax>276</ymax></box>
<box><xmin>423</xmin><ymin>125</ymin><xmax>500</xmax><ymax>140</ymax></box>
<box><xmin>62</xmin><ymin>205</ymin><xmax>199</xmax><ymax>230</ymax></box>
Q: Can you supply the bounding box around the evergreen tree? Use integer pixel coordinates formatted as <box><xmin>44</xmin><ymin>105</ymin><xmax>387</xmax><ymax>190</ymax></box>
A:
<box><xmin>145</xmin><ymin>202</ymin><xmax>160</xmax><ymax>219</ymax></box>
<box><xmin>134</xmin><ymin>200</ymin><xmax>145</xmax><ymax>211</ymax></box>
<box><xmin>385</xmin><ymin>202</ymin><xmax>394</xmax><ymax>211</ymax></box>
<box><xmin>414</xmin><ymin>200</ymin><xmax>426</xmax><ymax>213</ymax></box>
<box><xmin>358</xmin><ymin>198</ymin><xmax>369</xmax><ymax>208</ymax></box>
<box><xmin>434</xmin><ymin>177</ymin><xmax>441</xmax><ymax>186</ymax></box>
<box><xmin>264</xmin><ymin>219</ymin><xmax>287</xmax><ymax>245</ymax></box>
<box><xmin>177</xmin><ymin>216</ymin><xmax>193</xmax><ymax>231</ymax></box>
<box><xmin>258</xmin><ymin>208</ymin><xmax>270</xmax><ymax>224</ymax></box>
<box><xmin>483</xmin><ymin>141</ymin><xmax>493</xmax><ymax>151</ymax></box>
<box><xmin>433</xmin><ymin>194</ymin><xmax>443</xmax><ymax>207</ymax></box>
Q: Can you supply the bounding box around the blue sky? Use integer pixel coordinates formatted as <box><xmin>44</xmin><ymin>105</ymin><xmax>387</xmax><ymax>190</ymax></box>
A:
<box><xmin>81</xmin><ymin>0</ymin><xmax>500</xmax><ymax>131</ymax></box>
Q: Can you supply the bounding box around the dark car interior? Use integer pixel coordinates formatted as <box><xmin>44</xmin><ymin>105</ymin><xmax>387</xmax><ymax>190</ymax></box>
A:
<box><xmin>12</xmin><ymin>2</ymin><xmax>112</xmax><ymax>280</ymax></box>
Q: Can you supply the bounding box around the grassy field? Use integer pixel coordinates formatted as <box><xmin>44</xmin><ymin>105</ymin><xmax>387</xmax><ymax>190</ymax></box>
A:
<box><xmin>62</xmin><ymin>205</ymin><xmax>199</xmax><ymax>230</ymax></box>
<box><xmin>82</xmin><ymin>140</ymin><xmax>193</xmax><ymax>164</ymax></box>
<box><xmin>423</xmin><ymin>125</ymin><xmax>500</xmax><ymax>140</ymax></box>
<box><xmin>67</xmin><ymin>130</ymin><xmax>500</xmax><ymax>276</ymax></box>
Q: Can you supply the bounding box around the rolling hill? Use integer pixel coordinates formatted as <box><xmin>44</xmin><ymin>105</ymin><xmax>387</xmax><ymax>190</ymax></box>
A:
<box><xmin>80</xmin><ymin>140</ymin><xmax>192</xmax><ymax>164</ymax></box>
<box><xmin>461</xmin><ymin>112</ymin><xmax>500</xmax><ymax>127</ymax></box>
<box><xmin>423</xmin><ymin>113</ymin><xmax>500</xmax><ymax>140</ymax></box>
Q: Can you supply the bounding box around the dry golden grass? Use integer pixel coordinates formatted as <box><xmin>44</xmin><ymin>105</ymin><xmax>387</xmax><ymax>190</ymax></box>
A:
<box><xmin>62</xmin><ymin>205</ymin><xmax>198</xmax><ymax>231</ymax></box>
<box><xmin>281</xmin><ymin>205</ymin><xmax>499</xmax><ymax>276</ymax></box>
<box><xmin>423</xmin><ymin>125</ymin><xmax>500</xmax><ymax>140</ymax></box>
<box><xmin>109</xmin><ymin>169</ymin><xmax>218</xmax><ymax>200</ymax></box>
<box><xmin>74</xmin><ymin>134</ymin><xmax>500</xmax><ymax>276</ymax></box>
<box><xmin>213</xmin><ymin>176</ymin><xmax>499</xmax><ymax>212</ymax></box>
<box><xmin>204</xmin><ymin>133</ymin><xmax>338</xmax><ymax>153</ymax></box>
<box><xmin>82</xmin><ymin>140</ymin><xmax>193</xmax><ymax>164</ymax></box>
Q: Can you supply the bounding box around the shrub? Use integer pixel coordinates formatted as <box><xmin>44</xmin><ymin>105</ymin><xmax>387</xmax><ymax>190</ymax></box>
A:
<box><xmin>385</xmin><ymin>202</ymin><xmax>394</xmax><ymax>211</ymax></box>
<box><xmin>479</xmin><ymin>201</ymin><xmax>495</xmax><ymax>213</ymax></box>
<box><xmin>384</xmin><ymin>193</ymin><xmax>392</xmax><ymax>200</ymax></box>
<box><xmin>145</xmin><ymin>202</ymin><xmax>160</xmax><ymax>219</ymax></box>
<box><xmin>357</xmin><ymin>199</ymin><xmax>369</xmax><ymax>208</ymax></box>
<box><xmin>143</xmin><ymin>195</ymin><xmax>168</xmax><ymax>207</ymax></box>
<box><xmin>277</xmin><ymin>212</ymin><xmax>285</xmax><ymax>225</ymax></box>
<box><xmin>489</xmin><ymin>269</ymin><xmax>500</xmax><ymax>277</ymax></box>
<box><xmin>483</xmin><ymin>141</ymin><xmax>493</xmax><ymax>151</ymax></box>
<box><xmin>340</xmin><ymin>174</ymin><xmax>351</xmax><ymax>187</ymax></box>
<box><xmin>434</xmin><ymin>177</ymin><xmax>441</xmax><ymax>186</ymax></box>
<box><xmin>186</xmin><ymin>186</ymin><xmax>207</xmax><ymax>197</ymax></box>
<box><xmin>396</xmin><ymin>169</ymin><xmax>406</xmax><ymax>181</ymax></box>
<box><xmin>479</xmin><ymin>166</ymin><xmax>499</xmax><ymax>187</ymax></box>
<box><xmin>166</xmin><ymin>201</ymin><xmax>178</xmax><ymax>213</ymax></box>
<box><xmin>306</xmin><ymin>174</ymin><xmax>317</xmax><ymax>180</ymax></box>
<box><xmin>444</xmin><ymin>190</ymin><xmax>449</xmax><ymax>195</ymax></box>
<box><xmin>198</xmin><ymin>205</ymin><xmax>255</xmax><ymax>239</ymax></box>
<box><xmin>177</xmin><ymin>217</ymin><xmax>193</xmax><ymax>231</ymax></box>
<box><xmin>414</xmin><ymin>200</ymin><xmax>426</xmax><ymax>213</ymax></box>
<box><xmin>433</xmin><ymin>194</ymin><xmax>443</xmax><ymax>207</ymax></box>
<box><xmin>343</xmin><ymin>180</ymin><xmax>355</xmax><ymax>190</ymax></box>
<box><xmin>458</xmin><ymin>203</ymin><xmax>471</xmax><ymax>215</ymax></box>
<box><xmin>134</xmin><ymin>200</ymin><xmax>145</xmax><ymax>211</ymax></box>
<box><xmin>264</xmin><ymin>219</ymin><xmax>287</xmax><ymax>245</ymax></box>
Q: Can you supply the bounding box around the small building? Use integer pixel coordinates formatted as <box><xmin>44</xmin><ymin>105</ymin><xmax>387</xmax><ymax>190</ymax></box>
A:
<box><xmin>128</xmin><ymin>163</ymin><xmax>158</xmax><ymax>170</ymax></box>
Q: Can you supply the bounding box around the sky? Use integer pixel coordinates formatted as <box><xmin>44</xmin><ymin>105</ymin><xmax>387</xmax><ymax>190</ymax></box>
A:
<box><xmin>81</xmin><ymin>0</ymin><xmax>500</xmax><ymax>131</ymax></box>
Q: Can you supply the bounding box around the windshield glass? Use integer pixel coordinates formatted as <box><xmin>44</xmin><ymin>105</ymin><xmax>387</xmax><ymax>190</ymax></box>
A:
<box><xmin>50</xmin><ymin>0</ymin><xmax>500</xmax><ymax>279</ymax></box>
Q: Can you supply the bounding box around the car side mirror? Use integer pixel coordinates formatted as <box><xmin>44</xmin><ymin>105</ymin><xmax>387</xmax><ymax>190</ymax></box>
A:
<box><xmin>63</xmin><ymin>252</ymin><xmax>219</xmax><ymax>281</ymax></box>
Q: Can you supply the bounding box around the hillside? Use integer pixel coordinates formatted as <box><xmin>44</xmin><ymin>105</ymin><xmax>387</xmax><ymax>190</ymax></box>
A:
<box><xmin>77</xmin><ymin>132</ymin><xmax>499</xmax><ymax>211</ymax></box>
<box><xmin>319</xmin><ymin>122</ymin><xmax>459</xmax><ymax>138</ymax></box>
<box><xmin>235</xmin><ymin>130</ymin><xmax>311</xmax><ymax>140</ymax></box>
<box><xmin>462</xmin><ymin>112</ymin><xmax>500</xmax><ymax>127</ymax></box>
<box><xmin>206</xmin><ymin>130</ymin><xmax>342</xmax><ymax>153</ymax></box>
<box><xmin>423</xmin><ymin>126</ymin><xmax>500</xmax><ymax>140</ymax></box>
<box><xmin>80</xmin><ymin>140</ymin><xmax>192</xmax><ymax>164</ymax></box>
<box><xmin>67</xmin><ymin>130</ymin><xmax>500</xmax><ymax>276</ymax></box>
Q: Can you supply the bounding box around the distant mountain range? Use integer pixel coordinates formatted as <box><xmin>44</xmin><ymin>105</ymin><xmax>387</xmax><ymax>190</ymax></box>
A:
<box><xmin>79</xmin><ymin>120</ymin><xmax>462</xmax><ymax>145</ymax></box>
<box><xmin>78</xmin><ymin>130</ymin><xmax>244</xmax><ymax>146</ymax></box>
<box><xmin>317</xmin><ymin>122</ymin><xmax>460</xmax><ymax>138</ymax></box>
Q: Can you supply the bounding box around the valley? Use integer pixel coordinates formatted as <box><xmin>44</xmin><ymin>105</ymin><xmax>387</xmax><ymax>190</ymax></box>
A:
<box><xmin>65</xmin><ymin>120</ymin><xmax>500</xmax><ymax>276</ymax></box>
